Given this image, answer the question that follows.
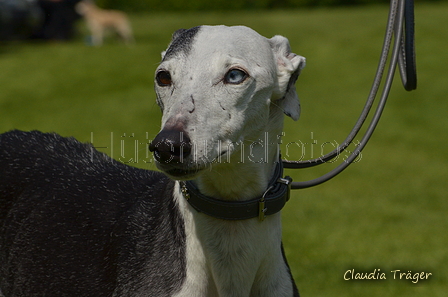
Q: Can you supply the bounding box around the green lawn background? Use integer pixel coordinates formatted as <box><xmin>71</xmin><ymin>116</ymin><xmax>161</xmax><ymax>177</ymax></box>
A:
<box><xmin>1</xmin><ymin>2</ymin><xmax>447</xmax><ymax>296</ymax></box>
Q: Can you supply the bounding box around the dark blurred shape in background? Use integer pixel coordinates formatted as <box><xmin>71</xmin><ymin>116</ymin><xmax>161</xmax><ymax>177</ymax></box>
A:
<box><xmin>0</xmin><ymin>0</ymin><xmax>81</xmax><ymax>41</ymax></box>
<box><xmin>0</xmin><ymin>0</ymin><xmax>42</xmax><ymax>41</ymax></box>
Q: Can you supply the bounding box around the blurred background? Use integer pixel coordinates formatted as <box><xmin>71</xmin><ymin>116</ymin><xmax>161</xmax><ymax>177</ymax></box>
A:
<box><xmin>1</xmin><ymin>0</ymin><xmax>447</xmax><ymax>296</ymax></box>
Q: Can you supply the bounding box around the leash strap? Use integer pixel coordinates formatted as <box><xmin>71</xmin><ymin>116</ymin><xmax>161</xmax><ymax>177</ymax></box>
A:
<box><xmin>284</xmin><ymin>0</ymin><xmax>417</xmax><ymax>189</ymax></box>
<box><xmin>180</xmin><ymin>161</ymin><xmax>292</xmax><ymax>221</ymax></box>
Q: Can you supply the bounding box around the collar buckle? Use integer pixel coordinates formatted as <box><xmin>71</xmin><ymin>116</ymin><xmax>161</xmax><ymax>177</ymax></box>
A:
<box><xmin>258</xmin><ymin>185</ymin><xmax>274</xmax><ymax>222</ymax></box>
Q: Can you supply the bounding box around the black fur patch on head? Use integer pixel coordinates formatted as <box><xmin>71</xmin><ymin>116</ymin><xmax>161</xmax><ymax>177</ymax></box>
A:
<box><xmin>163</xmin><ymin>26</ymin><xmax>201</xmax><ymax>60</ymax></box>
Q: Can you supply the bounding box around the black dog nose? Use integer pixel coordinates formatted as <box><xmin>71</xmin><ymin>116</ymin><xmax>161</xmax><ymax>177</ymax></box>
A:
<box><xmin>149</xmin><ymin>129</ymin><xmax>191</xmax><ymax>164</ymax></box>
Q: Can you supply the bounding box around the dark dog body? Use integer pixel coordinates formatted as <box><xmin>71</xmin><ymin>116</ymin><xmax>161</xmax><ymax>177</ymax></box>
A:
<box><xmin>0</xmin><ymin>130</ymin><xmax>185</xmax><ymax>296</ymax></box>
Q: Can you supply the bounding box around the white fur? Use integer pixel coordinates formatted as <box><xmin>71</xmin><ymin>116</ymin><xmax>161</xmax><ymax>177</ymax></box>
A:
<box><xmin>173</xmin><ymin>183</ymin><xmax>292</xmax><ymax>297</ymax></box>
<box><xmin>155</xmin><ymin>25</ymin><xmax>305</xmax><ymax>296</ymax></box>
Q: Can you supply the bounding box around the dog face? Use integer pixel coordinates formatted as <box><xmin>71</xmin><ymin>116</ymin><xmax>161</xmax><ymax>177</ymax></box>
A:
<box><xmin>150</xmin><ymin>26</ymin><xmax>305</xmax><ymax>179</ymax></box>
<box><xmin>75</xmin><ymin>1</ymin><xmax>90</xmax><ymax>15</ymax></box>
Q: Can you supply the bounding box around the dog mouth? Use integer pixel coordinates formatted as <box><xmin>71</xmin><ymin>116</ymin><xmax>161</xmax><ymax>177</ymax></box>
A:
<box><xmin>155</xmin><ymin>150</ymin><xmax>231</xmax><ymax>180</ymax></box>
<box><xmin>154</xmin><ymin>160</ymin><xmax>207</xmax><ymax>180</ymax></box>
<box><xmin>161</xmin><ymin>151</ymin><xmax>229</xmax><ymax>180</ymax></box>
<box><xmin>164</xmin><ymin>167</ymin><xmax>204</xmax><ymax>180</ymax></box>
<box><xmin>150</xmin><ymin>134</ymin><xmax>231</xmax><ymax>180</ymax></box>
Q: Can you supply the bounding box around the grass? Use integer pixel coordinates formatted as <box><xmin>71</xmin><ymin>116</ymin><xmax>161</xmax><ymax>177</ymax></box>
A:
<box><xmin>1</xmin><ymin>2</ymin><xmax>448</xmax><ymax>296</ymax></box>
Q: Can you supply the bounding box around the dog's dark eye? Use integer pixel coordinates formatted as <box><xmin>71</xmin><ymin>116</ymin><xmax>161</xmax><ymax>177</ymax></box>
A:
<box><xmin>224</xmin><ymin>69</ymin><xmax>248</xmax><ymax>84</ymax></box>
<box><xmin>156</xmin><ymin>70</ymin><xmax>172</xmax><ymax>86</ymax></box>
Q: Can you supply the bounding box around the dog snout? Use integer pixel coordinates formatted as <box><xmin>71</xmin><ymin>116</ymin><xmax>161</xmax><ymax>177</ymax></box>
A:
<box><xmin>149</xmin><ymin>129</ymin><xmax>191</xmax><ymax>164</ymax></box>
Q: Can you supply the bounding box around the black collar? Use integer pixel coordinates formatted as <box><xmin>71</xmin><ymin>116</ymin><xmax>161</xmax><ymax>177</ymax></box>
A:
<box><xmin>180</xmin><ymin>160</ymin><xmax>292</xmax><ymax>221</ymax></box>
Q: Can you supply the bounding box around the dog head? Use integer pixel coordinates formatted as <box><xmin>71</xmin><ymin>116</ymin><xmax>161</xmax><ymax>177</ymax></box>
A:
<box><xmin>149</xmin><ymin>25</ymin><xmax>305</xmax><ymax>179</ymax></box>
<box><xmin>75</xmin><ymin>1</ymin><xmax>93</xmax><ymax>15</ymax></box>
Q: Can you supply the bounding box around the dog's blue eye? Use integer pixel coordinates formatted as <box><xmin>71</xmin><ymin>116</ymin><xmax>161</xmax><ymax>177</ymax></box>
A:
<box><xmin>224</xmin><ymin>69</ymin><xmax>248</xmax><ymax>84</ymax></box>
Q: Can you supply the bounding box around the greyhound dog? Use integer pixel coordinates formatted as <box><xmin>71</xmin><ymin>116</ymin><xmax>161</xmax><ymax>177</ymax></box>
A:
<box><xmin>75</xmin><ymin>0</ymin><xmax>134</xmax><ymax>46</ymax></box>
<box><xmin>0</xmin><ymin>26</ymin><xmax>305</xmax><ymax>296</ymax></box>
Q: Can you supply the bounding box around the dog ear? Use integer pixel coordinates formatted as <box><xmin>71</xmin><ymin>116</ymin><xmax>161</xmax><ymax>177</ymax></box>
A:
<box><xmin>269</xmin><ymin>35</ymin><xmax>306</xmax><ymax>121</ymax></box>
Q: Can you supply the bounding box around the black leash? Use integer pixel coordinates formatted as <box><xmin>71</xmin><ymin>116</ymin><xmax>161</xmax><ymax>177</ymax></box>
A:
<box><xmin>284</xmin><ymin>0</ymin><xmax>417</xmax><ymax>189</ymax></box>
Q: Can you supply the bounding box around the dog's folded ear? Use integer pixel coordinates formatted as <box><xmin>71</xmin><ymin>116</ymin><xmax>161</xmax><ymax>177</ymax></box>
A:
<box><xmin>269</xmin><ymin>35</ymin><xmax>306</xmax><ymax>121</ymax></box>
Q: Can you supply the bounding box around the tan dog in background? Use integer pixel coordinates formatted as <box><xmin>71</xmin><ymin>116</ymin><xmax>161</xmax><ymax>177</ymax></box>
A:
<box><xmin>76</xmin><ymin>0</ymin><xmax>134</xmax><ymax>46</ymax></box>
